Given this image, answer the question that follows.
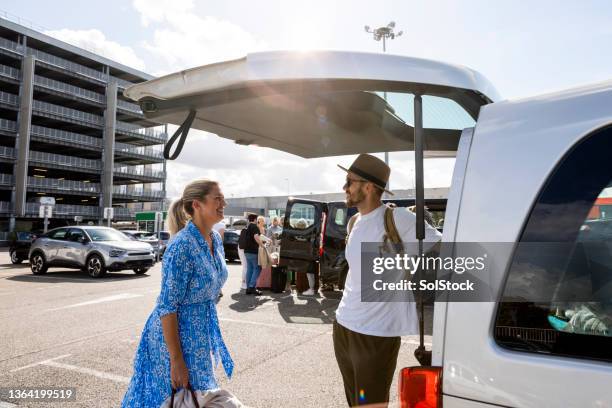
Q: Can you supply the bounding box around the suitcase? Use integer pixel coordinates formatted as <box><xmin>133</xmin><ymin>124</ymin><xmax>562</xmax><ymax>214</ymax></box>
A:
<box><xmin>271</xmin><ymin>266</ymin><xmax>287</xmax><ymax>293</ymax></box>
<box><xmin>295</xmin><ymin>264</ymin><xmax>320</xmax><ymax>293</ymax></box>
<box><xmin>256</xmin><ymin>266</ymin><xmax>272</xmax><ymax>289</ymax></box>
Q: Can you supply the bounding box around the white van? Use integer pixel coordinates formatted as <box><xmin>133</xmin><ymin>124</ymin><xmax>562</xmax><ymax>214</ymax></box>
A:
<box><xmin>125</xmin><ymin>51</ymin><xmax>612</xmax><ymax>407</ymax></box>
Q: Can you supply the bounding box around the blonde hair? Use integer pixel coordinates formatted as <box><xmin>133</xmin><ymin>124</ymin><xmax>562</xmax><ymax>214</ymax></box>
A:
<box><xmin>168</xmin><ymin>179</ymin><xmax>218</xmax><ymax>235</ymax></box>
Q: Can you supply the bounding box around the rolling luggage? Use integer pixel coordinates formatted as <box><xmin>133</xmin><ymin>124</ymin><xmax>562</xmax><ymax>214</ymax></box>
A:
<box><xmin>271</xmin><ymin>266</ymin><xmax>287</xmax><ymax>293</ymax></box>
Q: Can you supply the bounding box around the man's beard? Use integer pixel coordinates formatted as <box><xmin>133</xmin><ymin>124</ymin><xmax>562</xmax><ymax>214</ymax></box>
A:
<box><xmin>346</xmin><ymin>188</ymin><xmax>366</xmax><ymax>207</ymax></box>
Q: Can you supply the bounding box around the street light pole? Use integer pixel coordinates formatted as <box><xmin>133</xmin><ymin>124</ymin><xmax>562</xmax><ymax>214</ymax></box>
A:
<box><xmin>364</xmin><ymin>22</ymin><xmax>403</xmax><ymax>194</ymax></box>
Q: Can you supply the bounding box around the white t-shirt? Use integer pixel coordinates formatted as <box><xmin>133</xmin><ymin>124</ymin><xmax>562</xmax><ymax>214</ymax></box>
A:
<box><xmin>212</xmin><ymin>221</ymin><xmax>226</xmax><ymax>234</ymax></box>
<box><xmin>335</xmin><ymin>204</ymin><xmax>441</xmax><ymax>337</ymax></box>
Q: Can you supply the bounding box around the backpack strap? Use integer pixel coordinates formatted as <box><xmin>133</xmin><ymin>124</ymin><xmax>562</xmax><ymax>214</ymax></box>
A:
<box><xmin>345</xmin><ymin>214</ymin><xmax>359</xmax><ymax>244</ymax></box>
<box><xmin>383</xmin><ymin>205</ymin><xmax>405</xmax><ymax>253</ymax></box>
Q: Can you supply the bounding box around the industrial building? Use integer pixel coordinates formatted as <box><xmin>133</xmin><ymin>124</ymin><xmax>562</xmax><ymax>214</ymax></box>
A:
<box><xmin>0</xmin><ymin>17</ymin><xmax>167</xmax><ymax>238</ymax></box>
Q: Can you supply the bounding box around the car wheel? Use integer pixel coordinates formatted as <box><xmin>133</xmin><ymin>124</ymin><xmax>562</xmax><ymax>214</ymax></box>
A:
<box><xmin>133</xmin><ymin>267</ymin><xmax>149</xmax><ymax>275</ymax></box>
<box><xmin>30</xmin><ymin>253</ymin><xmax>48</xmax><ymax>275</ymax></box>
<box><xmin>86</xmin><ymin>254</ymin><xmax>106</xmax><ymax>278</ymax></box>
<box><xmin>10</xmin><ymin>251</ymin><xmax>22</xmax><ymax>264</ymax></box>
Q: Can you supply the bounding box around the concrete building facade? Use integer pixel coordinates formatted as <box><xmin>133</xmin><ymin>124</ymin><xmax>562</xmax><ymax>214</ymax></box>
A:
<box><xmin>0</xmin><ymin>18</ymin><xmax>166</xmax><ymax>236</ymax></box>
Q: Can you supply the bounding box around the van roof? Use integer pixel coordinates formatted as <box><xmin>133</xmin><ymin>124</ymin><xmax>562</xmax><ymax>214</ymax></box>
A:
<box><xmin>125</xmin><ymin>51</ymin><xmax>500</xmax><ymax>159</ymax></box>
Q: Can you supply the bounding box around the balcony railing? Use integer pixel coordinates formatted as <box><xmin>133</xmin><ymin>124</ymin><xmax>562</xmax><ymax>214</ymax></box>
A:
<box><xmin>29</xmin><ymin>150</ymin><xmax>102</xmax><ymax>171</ymax></box>
<box><xmin>34</xmin><ymin>75</ymin><xmax>105</xmax><ymax>104</ymax></box>
<box><xmin>0</xmin><ymin>37</ymin><xmax>20</xmax><ymax>53</ymax></box>
<box><xmin>111</xmin><ymin>76</ymin><xmax>135</xmax><ymax>89</ymax></box>
<box><xmin>28</xmin><ymin>176</ymin><xmax>101</xmax><ymax>193</ymax></box>
<box><xmin>115</xmin><ymin>142</ymin><xmax>163</xmax><ymax>159</ymax></box>
<box><xmin>0</xmin><ymin>173</ymin><xmax>14</xmax><ymax>185</ymax></box>
<box><xmin>0</xmin><ymin>90</ymin><xmax>18</xmax><ymax>106</ymax></box>
<box><xmin>0</xmin><ymin>201</ymin><xmax>12</xmax><ymax>213</ymax></box>
<box><xmin>116</xmin><ymin>121</ymin><xmax>167</xmax><ymax>143</ymax></box>
<box><xmin>0</xmin><ymin>146</ymin><xmax>15</xmax><ymax>159</ymax></box>
<box><xmin>114</xmin><ymin>207</ymin><xmax>136</xmax><ymax>218</ymax></box>
<box><xmin>28</xmin><ymin>47</ymin><xmax>107</xmax><ymax>82</ymax></box>
<box><xmin>117</xmin><ymin>99</ymin><xmax>143</xmax><ymax>115</ymax></box>
<box><xmin>31</xmin><ymin>125</ymin><xmax>103</xmax><ymax>149</ymax></box>
<box><xmin>25</xmin><ymin>202</ymin><xmax>100</xmax><ymax>217</ymax></box>
<box><xmin>0</xmin><ymin>63</ymin><xmax>19</xmax><ymax>80</ymax></box>
<box><xmin>113</xmin><ymin>186</ymin><xmax>165</xmax><ymax>199</ymax></box>
<box><xmin>0</xmin><ymin>118</ymin><xmax>17</xmax><ymax>132</ymax></box>
<box><xmin>113</xmin><ymin>165</ymin><xmax>165</xmax><ymax>179</ymax></box>
<box><xmin>127</xmin><ymin>202</ymin><xmax>166</xmax><ymax>212</ymax></box>
<box><xmin>33</xmin><ymin>99</ymin><xmax>104</xmax><ymax>127</ymax></box>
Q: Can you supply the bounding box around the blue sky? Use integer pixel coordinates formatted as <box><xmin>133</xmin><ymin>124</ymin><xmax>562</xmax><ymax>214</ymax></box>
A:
<box><xmin>2</xmin><ymin>1</ymin><xmax>611</xmax><ymax>198</ymax></box>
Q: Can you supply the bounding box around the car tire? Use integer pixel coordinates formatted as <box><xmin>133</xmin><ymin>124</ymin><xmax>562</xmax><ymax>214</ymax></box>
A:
<box><xmin>86</xmin><ymin>254</ymin><xmax>106</xmax><ymax>278</ymax></box>
<box><xmin>10</xmin><ymin>251</ymin><xmax>23</xmax><ymax>264</ymax></box>
<box><xmin>30</xmin><ymin>252</ymin><xmax>48</xmax><ymax>275</ymax></box>
<box><xmin>133</xmin><ymin>267</ymin><xmax>149</xmax><ymax>275</ymax></box>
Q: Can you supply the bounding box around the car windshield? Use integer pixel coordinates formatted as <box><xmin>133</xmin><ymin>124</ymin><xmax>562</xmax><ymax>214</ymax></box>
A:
<box><xmin>86</xmin><ymin>229</ymin><xmax>131</xmax><ymax>242</ymax></box>
<box><xmin>134</xmin><ymin>232</ymin><xmax>156</xmax><ymax>239</ymax></box>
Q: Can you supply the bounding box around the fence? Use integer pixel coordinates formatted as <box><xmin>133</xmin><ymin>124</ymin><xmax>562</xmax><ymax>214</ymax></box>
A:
<box><xmin>29</xmin><ymin>150</ymin><xmax>102</xmax><ymax>170</ymax></box>
<box><xmin>31</xmin><ymin>125</ymin><xmax>103</xmax><ymax>148</ymax></box>
<box><xmin>27</xmin><ymin>47</ymin><xmax>106</xmax><ymax>82</ymax></box>
<box><xmin>34</xmin><ymin>75</ymin><xmax>105</xmax><ymax>104</ymax></box>
<box><xmin>27</xmin><ymin>176</ymin><xmax>100</xmax><ymax>193</ymax></box>
<box><xmin>33</xmin><ymin>99</ymin><xmax>104</xmax><ymax>126</ymax></box>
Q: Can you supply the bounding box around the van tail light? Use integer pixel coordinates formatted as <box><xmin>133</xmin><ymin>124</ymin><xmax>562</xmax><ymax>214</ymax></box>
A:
<box><xmin>318</xmin><ymin>212</ymin><xmax>327</xmax><ymax>257</ymax></box>
<box><xmin>399</xmin><ymin>366</ymin><xmax>442</xmax><ymax>408</ymax></box>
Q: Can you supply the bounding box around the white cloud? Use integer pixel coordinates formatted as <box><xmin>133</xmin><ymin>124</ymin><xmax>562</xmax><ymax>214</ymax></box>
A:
<box><xmin>132</xmin><ymin>0</ymin><xmax>267</xmax><ymax>75</ymax></box>
<box><xmin>44</xmin><ymin>28</ymin><xmax>146</xmax><ymax>71</ymax></box>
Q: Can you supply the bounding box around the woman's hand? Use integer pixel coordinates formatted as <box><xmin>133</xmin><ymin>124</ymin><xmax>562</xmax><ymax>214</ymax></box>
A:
<box><xmin>170</xmin><ymin>357</ymin><xmax>190</xmax><ymax>389</ymax></box>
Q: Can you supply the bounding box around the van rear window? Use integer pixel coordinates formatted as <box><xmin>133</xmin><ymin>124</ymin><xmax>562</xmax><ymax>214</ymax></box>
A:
<box><xmin>288</xmin><ymin>203</ymin><xmax>316</xmax><ymax>229</ymax></box>
<box><xmin>494</xmin><ymin>126</ymin><xmax>612</xmax><ymax>362</ymax></box>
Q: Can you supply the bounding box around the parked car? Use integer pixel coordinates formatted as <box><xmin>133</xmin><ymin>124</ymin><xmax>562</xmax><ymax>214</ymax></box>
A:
<box><xmin>126</xmin><ymin>51</ymin><xmax>612</xmax><ymax>407</ymax></box>
<box><xmin>8</xmin><ymin>231</ymin><xmax>37</xmax><ymax>264</ymax></box>
<box><xmin>121</xmin><ymin>230</ymin><xmax>161</xmax><ymax>260</ymax></box>
<box><xmin>157</xmin><ymin>230</ymin><xmax>171</xmax><ymax>259</ymax></box>
<box><xmin>29</xmin><ymin>226</ymin><xmax>156</xmax><ymax>278</ymax></box>
<box><xmin>223</xmin><ymin>229</ymin><xmax>240</xmax><ymax>262</ymax></box>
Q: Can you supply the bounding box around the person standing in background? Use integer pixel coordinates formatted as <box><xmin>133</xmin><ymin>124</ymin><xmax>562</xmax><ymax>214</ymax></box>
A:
<box><xmin>244</xmin><ymin>214</ymin><xmax>263</xmax><ymax>295</ymax></box>
<box><xmin>237</xmin><ymin>227</ymin><xmax>248</xmax><ymax>291</ymax></box>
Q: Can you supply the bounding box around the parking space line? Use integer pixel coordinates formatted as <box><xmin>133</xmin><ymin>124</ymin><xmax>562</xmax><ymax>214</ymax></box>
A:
<box><xmin>9</xmin><ymin>353</ymin><xmax>130</xmax><ymax>384</ymax></box>
<box><xmin>219</xmin><ymin>317</ymin><xmax>328</xmax><ymax>334</ymax></box>
<box><xmin>46</xmin><ymin>293</ymin><xmax>144</xmax><ymax>311</ymax></box>
<box><xmin>10</xmin><ymin>354</ymin><xmax>72</xmax><ymax>372</ymax></box>
<box><xmin>0</xmin><ymin>401</ymin><xmax>17</xmax><ymax>407</ymax></box>
<box><xmin>43</xmin><ymin>360</ymin><xmax>130</xmax><ymax>384</ymax></box>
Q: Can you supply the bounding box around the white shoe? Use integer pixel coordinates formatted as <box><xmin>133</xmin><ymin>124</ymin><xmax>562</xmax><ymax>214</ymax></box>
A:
<box><xmin>302</xmin><ymin>288</ymin><xmax>315</xmax><ymax>296</ymax></box>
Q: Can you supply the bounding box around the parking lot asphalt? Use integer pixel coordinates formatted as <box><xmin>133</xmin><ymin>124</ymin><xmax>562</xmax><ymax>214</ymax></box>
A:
<box><xmin>0</xmin><ymin>252</ymin><xmax>430</xmax><ymax>407</ymax></box>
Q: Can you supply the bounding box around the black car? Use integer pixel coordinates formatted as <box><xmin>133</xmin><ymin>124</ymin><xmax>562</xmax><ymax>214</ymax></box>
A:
<box><xmin>223</xmin><ymin>229</ymin><xmax>240</xmax><ymax>261</ymax></box>
<box><xmin>8</xmin><ymin>231</ymin><xmax>37</xmax><ymax>264</ymax></box>
<box><xmin>278</xmin><ymin>198</ymin><xmax>447</xmax><ymax>289</ymax></box>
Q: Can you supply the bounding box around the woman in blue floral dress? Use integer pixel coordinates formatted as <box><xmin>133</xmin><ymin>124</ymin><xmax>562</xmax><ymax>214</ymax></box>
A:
<box><xmin>122</xmin><ymin>179</ymin><xmax>233</xmax><ymax>408</ymax></box>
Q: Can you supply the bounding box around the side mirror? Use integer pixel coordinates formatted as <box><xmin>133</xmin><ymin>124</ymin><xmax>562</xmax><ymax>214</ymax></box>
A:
<box><xmin>78</xmin><ymin>236</ymin><xmax>88</xmax><ymax>244</ymax></box>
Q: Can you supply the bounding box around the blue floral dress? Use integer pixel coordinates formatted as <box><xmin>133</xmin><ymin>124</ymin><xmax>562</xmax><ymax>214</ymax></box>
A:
<box><xmin>121</xmin><ymin>221</ymin><xmax>234</xmax><ymax>408</ymax></box>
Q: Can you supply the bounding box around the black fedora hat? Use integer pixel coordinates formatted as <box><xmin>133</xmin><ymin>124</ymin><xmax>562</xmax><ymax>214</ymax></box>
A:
<box><xmin>338</xmin><ymin>153</ymin><xmax>393</xmax><ymax>195</ymax></box>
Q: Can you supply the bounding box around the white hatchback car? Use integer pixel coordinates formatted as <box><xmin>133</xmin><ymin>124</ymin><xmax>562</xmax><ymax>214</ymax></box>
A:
<box><xmin>125</xmin><ymin>51</ymin><xmax>612</xmax><ymax>407</ymax></box>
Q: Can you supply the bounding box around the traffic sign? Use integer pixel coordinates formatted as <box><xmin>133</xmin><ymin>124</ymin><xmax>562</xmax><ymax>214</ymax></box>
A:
<box><xmin>103</xmin><ymin>207</ymin><xmax>114</xmax><ymax>219</ymax></box>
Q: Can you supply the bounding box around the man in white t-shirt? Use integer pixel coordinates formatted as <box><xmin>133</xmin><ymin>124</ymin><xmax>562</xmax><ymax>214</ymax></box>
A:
<box><xmin>334</xmin><ymin>154</ymin><xmax>441</xmax><ymax>407</ymax></box>
<box><xmin>212</xmin><ymin>220</ymin><xmax>226</xmax><ymax>240</ymax></box>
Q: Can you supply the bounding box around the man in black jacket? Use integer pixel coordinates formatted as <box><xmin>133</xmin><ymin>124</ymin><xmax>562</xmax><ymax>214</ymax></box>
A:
<box><xmin>243</xmin><ymin>213</ymin><xmax>263</xmax><ymax>295</ymax></box>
